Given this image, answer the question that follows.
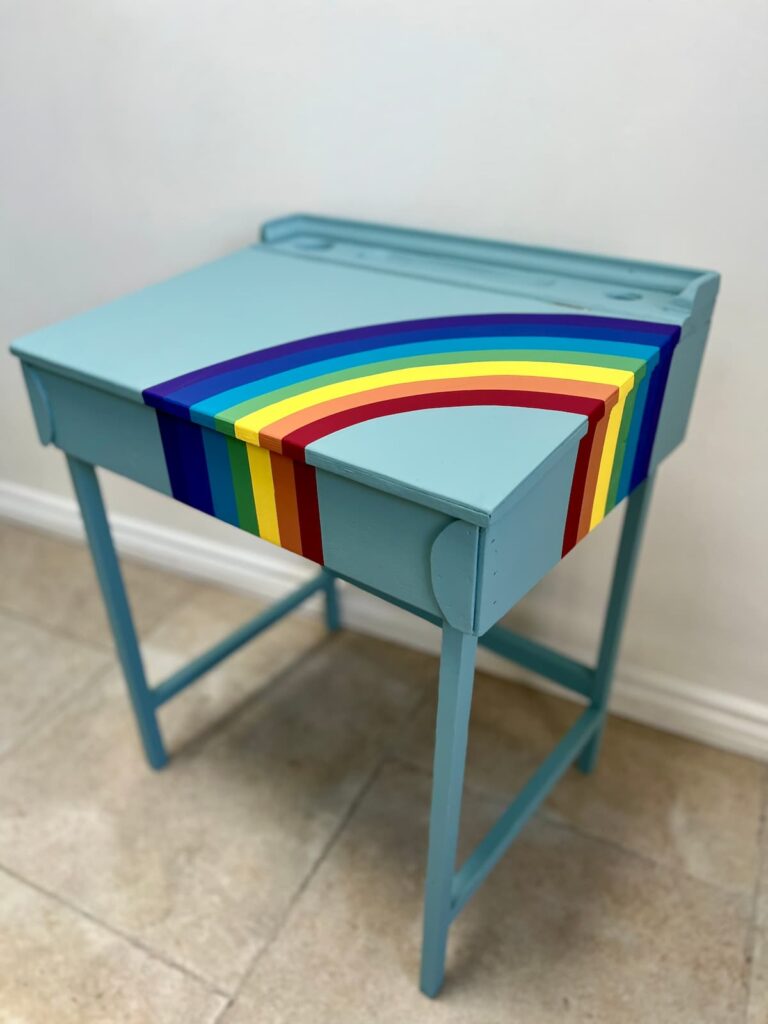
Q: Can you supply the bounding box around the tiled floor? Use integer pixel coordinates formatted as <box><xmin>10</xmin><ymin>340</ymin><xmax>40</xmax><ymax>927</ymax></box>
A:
<box><xmin>0</xmin><ymin>519</ymin><xmax>765</xmax><ymax>1023</ymax></box>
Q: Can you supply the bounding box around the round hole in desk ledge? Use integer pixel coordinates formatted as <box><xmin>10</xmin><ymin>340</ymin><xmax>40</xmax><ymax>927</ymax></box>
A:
<box><xmin>605</xmin><ymin>290</ymin><xmax>643</xmax><ymax>301</ymax></box>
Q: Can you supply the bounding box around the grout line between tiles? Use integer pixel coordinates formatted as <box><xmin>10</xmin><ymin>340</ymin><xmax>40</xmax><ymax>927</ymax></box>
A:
<box><xmin>387</xmin><ymin>748</ymin><xmax>758</xmax><ymax>904</ymax></box>
<box><xmin>0</xmin><ymin>580</ymin><xmax>195</xmax><ymax>658</ymax></box>
<box><xmin>0</xmin><ymin>575</ymin><xmax>230</xmax><ymax>770</ymax></box>
<box><xmin>165</xmin><ymin>629</ymin><xmax>338</xmax><ymax>763</ymax></box>
<box><xmin>203</xmin><ymin>654</ymin><xmax>430</xmax><ymax>1022</ymax></box>
<box><xmin>541</xmin><ymin>809</ymin><xmax>757</xmax><ymax>904</ymax></box>
<box><xmin>0</xmin><ymin>861</ymin><xmax>231</xmax><ymax>1001</ymax></box>
<box><xmin>744</xmin><ymin>765</ymin><xmax>768</xmax><ymax>1023</ymax></box>
<box><xmin>211</xmin><ymin>755</ymin><xmax>390</xmax><ymax>1024</ymax></box>
<box><xmin>0</xmin><ymin>523</ymin><xmax>206</xmax><ymax>655</ymax></box>
<box><xmin>0</xmin><ymin>602</ymin><xmax>116</xmax><ymax>656</ymax></box>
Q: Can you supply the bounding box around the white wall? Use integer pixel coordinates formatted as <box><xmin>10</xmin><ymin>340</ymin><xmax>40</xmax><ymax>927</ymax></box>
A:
<box><xmin>2</xmin><ymin>1</ymin><xmax>767</xmax><ymax>752</ymax></box>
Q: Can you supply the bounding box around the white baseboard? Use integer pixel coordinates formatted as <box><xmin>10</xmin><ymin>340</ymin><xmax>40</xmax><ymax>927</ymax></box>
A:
<box><xmin>1</xmin><ymin>478</ymin><xmax>766</xmax><ymax>762</ymax></box>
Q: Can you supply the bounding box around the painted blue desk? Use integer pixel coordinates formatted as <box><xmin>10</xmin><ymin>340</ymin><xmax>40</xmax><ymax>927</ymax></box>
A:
<box><xmin>11</xmin><ymin>215</ymin><xmax>719</xmax><ymax>997</ymax></box>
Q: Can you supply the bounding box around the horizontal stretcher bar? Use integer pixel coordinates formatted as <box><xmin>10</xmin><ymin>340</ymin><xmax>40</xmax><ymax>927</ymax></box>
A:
<box><xmin>148</xmin><ymin>562</ymin><xmax>593</xmax><ymax>712</ymax></box>
<box><xmin>450</xmin><ymin>706</ymin><xmax>601</xmax><ymax>919</ymax></box>
<box><xmin>479</xmin><ymin>624</ymin><xmax>595</xmax><ymax>698</ymax></box>
<box><xmin>148</xmin><ymin>568</ymin><xmax>430</xmax><ymax>713</ymax></box>
<box><xmin>151</xmin><ymin>571</ymin><xmax>329</xmax><ymax>707</ymax></box>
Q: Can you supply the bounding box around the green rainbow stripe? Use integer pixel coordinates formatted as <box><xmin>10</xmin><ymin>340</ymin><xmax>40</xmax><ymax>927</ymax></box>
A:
<box><xmin>144</xmin><ymin>314</ymin><xmax>680</xmax><ymax>564</ymax></box>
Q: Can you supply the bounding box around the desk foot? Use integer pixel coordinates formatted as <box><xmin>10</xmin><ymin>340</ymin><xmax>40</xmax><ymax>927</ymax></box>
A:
<box><xmin>322</xmin><ymin>569</ymin><xmax>341</xmax><ymax>632</ymax></box>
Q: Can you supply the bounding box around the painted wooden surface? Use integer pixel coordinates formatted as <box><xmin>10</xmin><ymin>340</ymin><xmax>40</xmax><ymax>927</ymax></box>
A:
<box><xmin>10</xmin><ymin>216</ymin><xmax>720</xmax><ymax>997</ymax></box>
<box><xmin>140</xmin><ymin>310</ymin><xmax>680</xmax><ymax>564</ymax></box>
<box><xmin>11</xmin><ymin>214</ymin><xmax>719</xmax><ymax>627</ymax></box>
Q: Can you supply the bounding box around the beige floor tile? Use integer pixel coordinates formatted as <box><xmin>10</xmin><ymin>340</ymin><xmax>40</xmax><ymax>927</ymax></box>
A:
<box><xmin>398</xmin><ymin>671</ymin><xmax>764</xmax><ymax>893</ymax></box>
<box><xmin>748</xmin><ymin>925</ymin><xmax>768</xmax><ymax>1024</ymax></box>
<box><xmin>0</xmin><ymin>632</ymin><xmax>433</xmax><ymax>992</ymax></box>
<box><xmin>747</xmin><ymin>773</ymin><xmax>768</xmax><ymax>1023</ymax></box>
<box><xmin>0</xmin><ymin>521</ymin><xmax>192</xmax><ymax>648</ymax></box>
<box><xmin>0</xmin><ymin>868</ymin><xmax>224</xmax><ymax>1024</ymax></box>
<box><xmin>142</xmin><ymin>581</ymin><xmax>327</xmax><ymax>752</ymax></box>
<box><xmin>756</xmin><ymin>771</ymin><xmax>768</xmax><ymax>927</ymax></box>
<box><xmin>224</xmin><ymin>760</ymin><xmax>750</xmax><ymax>1024</ymax></box>
<box><xmin>0</xmin><ymin>609</ymin><xmax>109</xmax><ymax>758</ymax></box>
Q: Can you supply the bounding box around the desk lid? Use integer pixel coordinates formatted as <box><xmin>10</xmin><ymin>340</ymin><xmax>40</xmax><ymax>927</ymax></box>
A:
<box><xmin>11</xmin><ymin>214</ymin><xmax>717</xmax><ymax>557</ymax></box>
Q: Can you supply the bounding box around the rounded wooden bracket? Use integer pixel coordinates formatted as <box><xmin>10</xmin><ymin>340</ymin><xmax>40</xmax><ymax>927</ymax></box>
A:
<box><xmin>430</xmin><ymin>519</ymin><xmax>480</xmax><ymax>634</ymax></box>
<box><xmin>22</xmin><ymin>365</ymin><xmax>55</xmax><ymax>445</ymax></box>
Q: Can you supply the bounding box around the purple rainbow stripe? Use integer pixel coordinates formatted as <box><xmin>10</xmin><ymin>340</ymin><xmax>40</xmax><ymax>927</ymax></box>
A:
<box><xmin>143</xmin><ymin>314</ymin><xmax>680</xmax><ymax>564</ymax></box>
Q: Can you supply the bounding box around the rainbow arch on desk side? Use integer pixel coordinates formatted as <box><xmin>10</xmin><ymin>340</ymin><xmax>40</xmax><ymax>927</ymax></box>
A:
<box><xmin>143</xmin><ymin>313</ymin><xmax>680</xmax><ymax>565</ymax></box>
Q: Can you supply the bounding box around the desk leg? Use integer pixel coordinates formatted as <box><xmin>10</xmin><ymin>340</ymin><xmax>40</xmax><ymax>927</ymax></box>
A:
<box><xmin>578</xmin><ymin>472</ymin><xmax>656</xmax><ymax>774</ymax></box>
<box><xmin>420</xmin><ymin>625</ymin><xmax>478</xmax><ymax>997</ymax></box>
<box><xmin>67</xmin><ymin>455</ymin><xmax>168</xmax><ymax>770</ymax></box>
<box><xmin>322</xmin><ymin>569</ymin><xmax>341</xmax><ymax>632</ymax></box>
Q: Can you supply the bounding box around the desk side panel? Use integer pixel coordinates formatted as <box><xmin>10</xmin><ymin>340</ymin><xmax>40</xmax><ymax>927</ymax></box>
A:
<box><xmin>19</xmin><ymin>365</ymin><xmax>447</xmax><ymax>621</ymax></box>
<box><xmin>315</xmin><ymin>471</ymin><xmax>447</xmax><ymax>620</ymax></box>
<box><xmin>474</xmin><ymin>447</ymin><xmax>580</xmax><ymax>636</ymax></box>
<box><xmin>650</xmin><ymin>311</ymin><xmax>714</xmax><ymax>471</ymax></box>
<box><xmin>24</xmin><ymin>367</ymin><xmax>172</xmax><ymax>495</ymax></box>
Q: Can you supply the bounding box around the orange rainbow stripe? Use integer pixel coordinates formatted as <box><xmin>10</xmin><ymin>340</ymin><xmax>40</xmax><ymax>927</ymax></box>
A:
<box><xmin>143</xmin><ymin>314</ymin><xmax>680</xmax><ymax>564</ymax></box>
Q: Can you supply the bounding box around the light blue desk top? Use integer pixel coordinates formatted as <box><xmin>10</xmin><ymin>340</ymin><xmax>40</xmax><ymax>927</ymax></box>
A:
<box><xmin>11</xmin><ymin>214</ymin><xmax>716</xmax><ymax>532</ymax></box>
<box><xmin>11</xmin><ymin>245</ymin><xmax>564</xmax><ymax>400</ymax></box>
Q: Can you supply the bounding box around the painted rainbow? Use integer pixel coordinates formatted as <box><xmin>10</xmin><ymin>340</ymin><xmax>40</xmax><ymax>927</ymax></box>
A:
<box><xmin>143</xmin><ymin>313</ymin><xmax>680</xmax><ymax>565</ymax></box>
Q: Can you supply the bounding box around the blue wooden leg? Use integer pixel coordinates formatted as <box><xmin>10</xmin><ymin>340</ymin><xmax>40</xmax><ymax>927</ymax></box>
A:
<box><xmin>322</xmin><ymin>569</ymin><xmax>341</xmax><ymax>632</ymax></box>
<box><xmin>578</xmin><ymin>472</ymin><xmax>656</xmax><ymax>774</ymax></box>
<box><xmin>67</xmin><ymin>455</ymin><xmax>168</xmax><ymax>770</ymax></box>
<box><xmin>420</xmin><ymin>625</ymin><xmax>478</xmax><ymax>998</ymax></box>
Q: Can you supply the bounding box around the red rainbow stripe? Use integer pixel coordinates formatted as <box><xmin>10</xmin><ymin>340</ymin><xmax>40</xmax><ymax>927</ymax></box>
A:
<box><xmin>143</xmin><ymin>314</ymin><xmax>680</xmax><ymax>565</ymax></box>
